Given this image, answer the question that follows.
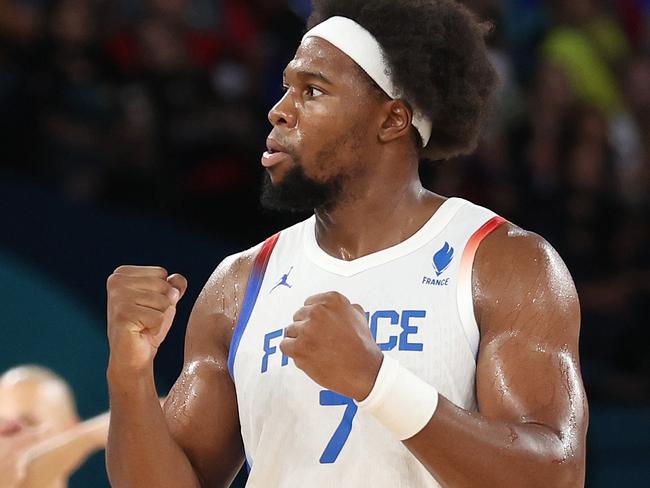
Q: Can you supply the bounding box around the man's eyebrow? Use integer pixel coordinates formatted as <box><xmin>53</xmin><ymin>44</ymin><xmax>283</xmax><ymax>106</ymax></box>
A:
<box><xmin>283</xmin><ymin>69</ymin><xmax>333</xmax><ymax>85</ymax></box>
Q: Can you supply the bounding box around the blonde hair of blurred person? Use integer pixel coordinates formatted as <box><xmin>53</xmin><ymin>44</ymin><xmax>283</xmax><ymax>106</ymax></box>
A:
<box><xmin>0</xmin><ymin>366</ymin><xmax>109</xmax><ymax>488</ymax></box>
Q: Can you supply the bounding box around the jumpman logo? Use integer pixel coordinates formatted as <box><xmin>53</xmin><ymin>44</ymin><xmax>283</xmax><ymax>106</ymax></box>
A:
<box><xmin>270</xmin><ymin>266</ymin><xmax>294</xmax><ymax>293</ymax></box>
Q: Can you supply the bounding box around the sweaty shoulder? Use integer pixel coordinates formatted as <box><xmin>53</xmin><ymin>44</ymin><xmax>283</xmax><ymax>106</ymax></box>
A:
<box><xmin>472</xmin><ymin>222</ymin><xmax>580</xmax><ymax>339</ymax></box>
<box><xmin>191</xmin><ymin>242</ymin><xmax>265</xmax><ymax>356</ymax></box>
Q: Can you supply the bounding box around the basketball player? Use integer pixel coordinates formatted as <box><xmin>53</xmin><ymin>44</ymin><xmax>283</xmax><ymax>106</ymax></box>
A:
<box><xmin>106</xmin><ymin>1</ymin><xmax>588</xmax><ymax>486</ymax></box>
<box><xmin>0</xmin><ymin>366</ymin><xmax>109</xmax><ymax>488</ymax></box>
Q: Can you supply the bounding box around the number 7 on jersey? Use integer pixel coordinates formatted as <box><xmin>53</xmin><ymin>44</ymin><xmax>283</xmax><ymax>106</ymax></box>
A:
<box><xmin>319</xmin><ymin>390</ymin><xmax>358</xmax><ymax>464</ymax></box>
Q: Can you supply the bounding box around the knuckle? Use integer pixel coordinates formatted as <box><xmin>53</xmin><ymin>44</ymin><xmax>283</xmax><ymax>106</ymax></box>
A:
<box><xmin>106</xmin><ymin>273</ymin><xmax>120</xmax><ymax>290</ymax></box>
<box><xmin>113</xmin><ymin>265</ymin><xmax>168</xmax><ymax>277</ymax></box>
<box><xmin>109</xmin><ymin>289</ymin><xmax>128</xmax><ymax>305</ymax></box>
<box><xmin>280</xmin><ymin>339</ymin><xmax>295</xmax><ymax>358</ymax></box>
<box><xmin>292</xmin><ymin>308</ymin><xmax>305</xmax><ymax>322</ymax></box>
<box><xmin>333</xmin><ymin>291</ymin><xmax>348</xmax><ymax>304</ymax></box>
<box><xmin>153</xmin><ymin>266</ymin><xmax>169</xmax><ymax>277</ymax></box>
<box><xmin>107</xmin><ymin>287</ymin><xmax>120</xmax><ymax>302</ymax></box>
<box><xmin>312</xmin><ymin>303</ymin><xmax>327</xmax><ymax>317</ymax></box>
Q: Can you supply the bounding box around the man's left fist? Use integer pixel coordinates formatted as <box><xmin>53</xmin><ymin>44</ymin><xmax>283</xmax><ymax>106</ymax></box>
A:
<box><xmin>280</xmin><ymin>291</ymin><xmax>383</xmax><ymax>401</ymax></box>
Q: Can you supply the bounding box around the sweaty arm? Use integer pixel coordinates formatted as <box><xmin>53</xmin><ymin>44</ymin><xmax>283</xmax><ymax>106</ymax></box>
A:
<box><xmin>402</xmin><ymin>223</ymin><xmax>588</xmax><ymax>487</ymax></box>
<box><xmin>106</xmin><ymin>249</ymin><xmax>258</xmax><ymax>487</ymax></box>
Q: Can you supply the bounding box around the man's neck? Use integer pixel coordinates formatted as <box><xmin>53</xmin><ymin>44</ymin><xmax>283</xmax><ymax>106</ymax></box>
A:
<box><xmin>313</xmin><ymin>177</ymin><xmax>445</xmax><ymax>261</ymax></box>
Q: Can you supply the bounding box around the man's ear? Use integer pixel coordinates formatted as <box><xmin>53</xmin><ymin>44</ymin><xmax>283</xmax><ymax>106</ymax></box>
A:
<box><xmin>378</xmin><ymin>100</ymin><xmax>413</xmax><ymax>143</ymax></box>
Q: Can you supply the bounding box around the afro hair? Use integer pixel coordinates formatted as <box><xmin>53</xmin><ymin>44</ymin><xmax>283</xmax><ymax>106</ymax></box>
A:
<box><xmin>308</xmin><ymin>0</ymin><xmax>497</xmax><ymax>160</ymax></box>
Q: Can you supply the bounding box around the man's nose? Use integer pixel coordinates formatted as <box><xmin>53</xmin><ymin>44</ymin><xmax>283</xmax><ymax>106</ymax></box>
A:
<box><xmin>268</xmin><ymin>94</ymin><xmax>296</xmax><ymax>128</ymax></box>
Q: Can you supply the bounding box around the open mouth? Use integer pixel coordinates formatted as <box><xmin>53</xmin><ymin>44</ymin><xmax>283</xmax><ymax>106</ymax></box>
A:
<box><xmin>262</xmin><ymin>149</ymin><xmax>291</xmax><ymax>168</ymax></box>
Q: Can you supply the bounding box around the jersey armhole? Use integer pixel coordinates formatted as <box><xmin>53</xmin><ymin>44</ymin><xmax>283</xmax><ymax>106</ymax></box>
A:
<box><xmin>227</xmin><ymin>232</ymin><xmax>281</xmax><ymax>379</ymax></box>
<box><xmin>456</xmin><ymin>216</ymin><xmax>507</xmax><ymax>360</ymax></box>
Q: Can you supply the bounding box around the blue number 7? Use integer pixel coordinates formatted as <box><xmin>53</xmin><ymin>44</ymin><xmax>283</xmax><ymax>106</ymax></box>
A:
<box><xmin>319</xmin><ymin>390</ymin><xmax>358</xmax><ymax>464</ymax></box>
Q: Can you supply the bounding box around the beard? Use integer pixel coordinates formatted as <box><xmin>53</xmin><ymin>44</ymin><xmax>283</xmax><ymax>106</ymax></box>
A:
<box><xmin>260</xmin><ymin>163</ymin><xmax>345</xmax><ymax>213</ymax></box>
<box><xmin>260</xmin><ymin>126</ymin><xmax>367</xmax><ymax>213</ymax></box>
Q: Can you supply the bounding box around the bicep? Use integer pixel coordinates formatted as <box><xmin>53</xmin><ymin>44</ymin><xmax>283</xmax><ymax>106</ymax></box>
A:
<box><xmin>164</xmin><ymin>357</ymin><xmax>243</xmax><ymax>487</ymax></box>
<box><xmin>163</xmin><ymin>261</ymin><xmax>247</xmax><ymax>487</ymax></box>
<box><xmin>474</xmin><ymin>228</ymin><xmax>588</xmax><ymax>456</ymax></box>
<box><xmin>476</xmin><ymin>332</ymin><xmax>585</xmax><ymax>441</ymax></box>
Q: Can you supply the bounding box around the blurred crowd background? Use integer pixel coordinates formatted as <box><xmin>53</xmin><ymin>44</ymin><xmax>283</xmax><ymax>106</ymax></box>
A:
<box><xmin>0</xmin><ymin>0</ymin><xmax>648</xmax><ymax>486</ymax></box>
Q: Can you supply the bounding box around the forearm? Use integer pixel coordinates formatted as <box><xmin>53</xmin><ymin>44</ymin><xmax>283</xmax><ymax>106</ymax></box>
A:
<box><xmin>106</xmin><ymin>364</ymin><xmax>201</xmax><ymax>488</ymax></box>
<box><xmin>403</xmin><ymin>396</ymin><xmax>583</xmax><ymax>488</ymax></box>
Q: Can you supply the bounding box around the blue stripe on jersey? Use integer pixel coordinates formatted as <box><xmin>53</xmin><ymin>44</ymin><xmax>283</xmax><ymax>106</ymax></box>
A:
<box><xmin>227</xmin><ymin>233</ymin><xmax>280</xmax><ymax>379</ymax></box>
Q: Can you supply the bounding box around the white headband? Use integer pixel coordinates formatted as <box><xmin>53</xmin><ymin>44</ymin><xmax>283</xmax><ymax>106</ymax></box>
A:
<box><xmin>302</xmin><ymin>16</ymin><xmax>432</xmax><ymax>147</ymax></box>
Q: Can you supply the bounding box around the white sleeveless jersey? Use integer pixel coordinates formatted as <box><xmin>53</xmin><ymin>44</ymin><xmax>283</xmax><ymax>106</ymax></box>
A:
<box><xmin>227</xmin><ymin>197</ymin><xmax>506</xmax><ymax>487</ymax></box>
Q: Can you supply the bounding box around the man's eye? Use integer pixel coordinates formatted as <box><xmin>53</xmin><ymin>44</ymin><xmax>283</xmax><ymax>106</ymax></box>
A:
<box><xmin>307</xmin><ymin>86</ymin><xmax>324</xmax><ymax>98</ymax></box>
<box><xmin>281</xmin><ymin>85</ymin><xmax>289</xmax><ymax>93</ymax></box>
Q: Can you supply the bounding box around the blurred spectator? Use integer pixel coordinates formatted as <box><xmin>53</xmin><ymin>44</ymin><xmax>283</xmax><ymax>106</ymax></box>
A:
<box><xmin>38</xmin><ymin>0</ymin><xmax>117</xmax><ymax>201</ymax></box>
<box><xmin>0</xmin><ymin>365</ymin><xmax>108</xmax><ymax>488</ymax></box>
<box><xmin>0</xmin><ymin>0</ymin><xmax>49</xmax><ymax>175</ymax></box>
<box><xmin>614</xmin><ymin>55</ymin><xmax>650</xmax><ymax>204</ymax></box>
<box><xmin>542</xmin><ymin>0</ymin><xmax>630</xmax><ymax>114</ymax></box>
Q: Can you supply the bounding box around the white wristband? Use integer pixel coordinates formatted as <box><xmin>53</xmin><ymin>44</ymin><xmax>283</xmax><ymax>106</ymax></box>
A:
<box><xmin>356</xmin><ymin>354</ymin><xmax>439</xmax><ymax>440</ymax></box>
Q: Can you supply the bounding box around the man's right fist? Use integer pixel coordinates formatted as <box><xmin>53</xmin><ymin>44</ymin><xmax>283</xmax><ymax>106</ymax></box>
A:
<box><xmin>106</xmin><ymin>266</ymin><xmax>187</xmax><ymax>375</ymax></box>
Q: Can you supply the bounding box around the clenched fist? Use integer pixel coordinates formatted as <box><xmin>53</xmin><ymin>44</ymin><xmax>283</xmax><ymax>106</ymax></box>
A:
<box><xmin>280</xmin><ymin>292</ymin><xmax>383</xmax><ymax>402</ymax></box>
<box><xmin>106</xmin><ymin>266</ymin><xmax>187</xmax><ymax>376</ymax></box>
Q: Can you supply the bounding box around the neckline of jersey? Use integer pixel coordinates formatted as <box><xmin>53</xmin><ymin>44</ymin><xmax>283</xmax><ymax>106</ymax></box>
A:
<box><xmin>302</xmin><ymin>197</ymin><xmax>466</xmax><ymax>277</ymax></box>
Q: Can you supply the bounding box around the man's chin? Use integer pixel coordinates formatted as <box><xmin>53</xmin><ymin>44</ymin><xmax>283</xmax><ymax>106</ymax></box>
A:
<box><xmin>259</xmin><ymin>167</ymin><xmax>342</xmax><ymax>213</ymax></box>
<box><xmin>260</xmin><ymin>175</ymin><xmax>315</xmax><ymax>213</ymax></box>
<box><xmin>265</xmin><ymin>164</ymin><xmax>291</xmax><ymax>186</ymax></box>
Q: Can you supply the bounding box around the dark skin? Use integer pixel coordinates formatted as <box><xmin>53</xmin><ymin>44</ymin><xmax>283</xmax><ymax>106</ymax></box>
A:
<box><xmin>105</xmin><ymin>37</ymin><xmax>588</xmax><ymax>487</ymax></box>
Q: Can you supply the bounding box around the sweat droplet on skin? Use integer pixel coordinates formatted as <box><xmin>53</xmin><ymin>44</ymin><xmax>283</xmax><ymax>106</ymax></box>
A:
<box><xmin>505</xmin><ymin>426</ymin><xmax>519</xmax><ymax>447</ymax></box>
<box><xmin>556</xmin><ymin>350</ymin><xmax>585</xmax><ymax>464</ymax></box>
<box><xmin>167</xmin><ymin>359</ymin><xmax>223</xmax><ymax>427</ymax></box>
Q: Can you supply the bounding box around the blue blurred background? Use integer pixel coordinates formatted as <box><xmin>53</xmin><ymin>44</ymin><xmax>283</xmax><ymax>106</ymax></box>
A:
<box><xmin>0</xmin><ymin>0</ymin><xmax>648</xmax><ymax>486</ymax></box>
